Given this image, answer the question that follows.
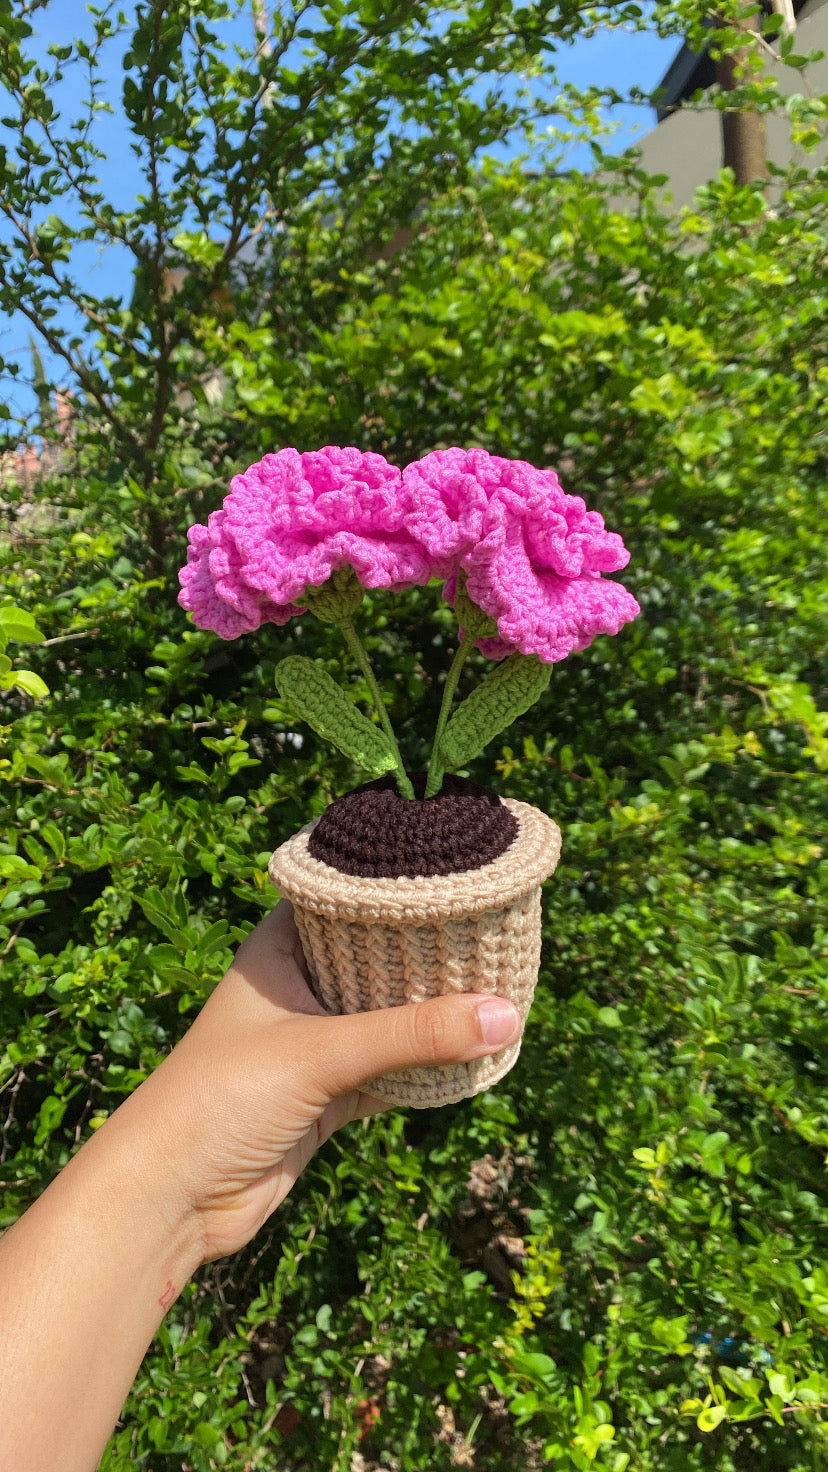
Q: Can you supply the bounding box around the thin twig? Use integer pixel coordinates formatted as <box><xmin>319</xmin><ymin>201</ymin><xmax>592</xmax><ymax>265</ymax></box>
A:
<box><xmin>40</xmin><ymin>628</ymin><xmax>100</xmax><ymax>647</ymax></box>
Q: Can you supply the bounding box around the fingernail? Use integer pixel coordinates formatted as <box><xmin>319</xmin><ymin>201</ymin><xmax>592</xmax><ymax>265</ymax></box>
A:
<box><xmin>476</xmin><ymin>998</ymin><xmax>520</xmax><ymax>1046</ymax></box>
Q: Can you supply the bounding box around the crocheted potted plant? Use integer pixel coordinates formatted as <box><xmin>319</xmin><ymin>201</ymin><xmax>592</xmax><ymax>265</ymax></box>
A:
<box><xmin>178</xmin><ymin>446</ymin><xmax>639</xmax><ymax>1108</ymax></box>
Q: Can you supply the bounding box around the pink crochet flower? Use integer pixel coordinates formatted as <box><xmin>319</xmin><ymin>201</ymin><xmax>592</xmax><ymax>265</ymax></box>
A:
<box><xmin>402</xmin><ymin>448</ymin><xmax>640</xmax><ymax>662</ymax></box>
<box><xmin>178</xmin><ymin>446</ymin><xmax>434</xmax><ymax>637</ymax></box>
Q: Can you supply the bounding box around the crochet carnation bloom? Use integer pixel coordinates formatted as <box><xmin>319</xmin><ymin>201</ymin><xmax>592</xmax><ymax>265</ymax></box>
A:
<box><xmin>178</xmin><ymin>446</ymin><xmax>434</xmax><ymax>638</ymax></box>
<box><xmin>402</xmin><ymin>447</ymin><xmax>640</xmax><ymax>662</ymax></box>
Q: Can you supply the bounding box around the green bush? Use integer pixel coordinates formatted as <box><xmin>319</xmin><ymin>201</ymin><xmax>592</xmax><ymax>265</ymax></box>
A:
<box><xmin>1</xmin><ymin>2</ymin><xmax>827</xmax><ymax>1466</ymax></box>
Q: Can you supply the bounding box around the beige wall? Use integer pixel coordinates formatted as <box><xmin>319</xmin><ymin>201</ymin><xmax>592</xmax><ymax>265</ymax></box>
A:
<box><xmin>631</xmin><ymin>0</ymin><xmax>828</xmax><ymax>206</ymax></box>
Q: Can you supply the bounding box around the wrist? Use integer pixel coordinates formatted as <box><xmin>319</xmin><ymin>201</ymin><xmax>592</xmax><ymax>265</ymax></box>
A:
<box><xmin>80</xmin><ymin>1084</ymin><xmax>207</xmax><ymax>1286</ymax></box>
<box><xmin>0</xmin><ymin>1085</ymin><xmax>205</xmax><ymax>1472</ymax></box>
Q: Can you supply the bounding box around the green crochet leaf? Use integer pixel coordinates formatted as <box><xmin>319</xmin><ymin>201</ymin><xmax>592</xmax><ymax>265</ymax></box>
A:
<box><xmin>274</xmin><ymin>655</ymin><xmax>397</xmax><ymax>776</ymax></box>
<box><xmin>439</xmin><ymin>653</ymin><xmax>551</xmax><ymax>771</ymax></box>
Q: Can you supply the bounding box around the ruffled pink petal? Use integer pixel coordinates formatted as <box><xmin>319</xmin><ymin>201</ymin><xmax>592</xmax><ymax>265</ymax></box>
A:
<box><xmin>401</xmin><ymin>449</ymin><xmax>492</xmax><ymax>572</ymax></box>
<box><xmin>464</xmin><ymin>530</ymin><xmax>640</xmax><ymax>663</ymax></box>
<box><xmin>179</xmin><ymin>443</ymin><xmax>640</xmax><ymax>661</ymax></box>
<box><xmin>177</xmin><ymin>521</ymin><xmax>301</xmax><ymax>638</ymax></box>
<box><xmin>221</xmin><ymin>447</ymin><xmax>431</xmax><ymax>599</ymax></box>
<box><xmin>404</xmin><ymin>447</ymin><xmax>639</xmax><ymax>663</ymax></box>
<box><xmin>521</xmin><ymin>497</ymin><xmax>630</xmax><ymax>578</ymax></box>
<box><xmin>179</xmin><ymin>446</ymin><xmax>435</xmax><ymax>638</ymax></box>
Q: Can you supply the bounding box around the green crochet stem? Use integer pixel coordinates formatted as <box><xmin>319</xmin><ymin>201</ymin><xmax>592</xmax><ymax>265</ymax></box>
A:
<box><xmin>339</xmin><ymin>617</ymin><xmax>415</xmax><ymax>800</ymax></box>
<box><xmin>424</xmin><ymin>627</ymin><xmax>478</xmax><ymax>798</ymax></box>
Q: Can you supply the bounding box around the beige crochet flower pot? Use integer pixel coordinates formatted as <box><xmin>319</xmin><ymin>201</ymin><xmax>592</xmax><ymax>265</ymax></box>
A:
<box><xmin>268</xmin><ymin>798</ymin><xmax>561</xmax><ymax>1108</ymax></box>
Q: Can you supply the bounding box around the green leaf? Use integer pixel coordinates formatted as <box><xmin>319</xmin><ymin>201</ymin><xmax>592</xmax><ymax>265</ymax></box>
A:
<box><xmin>274</xmin><ymin>656</ymin><xmax>396</xmax><ymax>776</ymax></box>
<box><xmin>39</xmin><ymin>822</ymin><xmax>66</xmax><ymax>861</ymax></box>
<box><xmin>597</xmin><ymin>1006</ymin><xmax>622</xmax><ymax>1027</ymax></box>
<box><xmin>0</xmin><ymin>854</ymin><xmax>41</xmax><ymax>881</ymax></box>
<box><xmin>172</xmin><ymin>230</ymin><xmax>224</xmax><ymax>269</ymax></box>
<box><xmin>34</xmin><ymin>1094</ymin><xmax>67</xmax><ymax>1144</ymax></box>
<box><xmin>632</xmin><ymin>1147</ymin><xmax>656</xmax><ymax>1166</ymax></box>
<box><xmin>196</xmin><ymin>920</ymin><xmax>230</xmax><ymax>958</ymax></box>
<box><xmin>592</xmin><ymin>1424</ymin><xmax>615</xmax><ymax>1443</ymax></box>
<box><xmin>157</xmin><ymin>965</ymin><xmax>201</xmax><ymax>988</ymax></box>
<box><xmin>175</xmin><ymin>763</ymin><xmax>211</xmax><ymax>783</ymax></box>
<box><xmin>439</xmin><ymin>654</ymin><xmax>551</xmax><ymax>771</ymax></box>
<box><xmin>135</xmin><ymin>895</ymin><xmax>189</xmax><ymax>948</ymax></box>
<box><xmin>11</xmin><ymin>669</ymin><xmax>49</xmax><ymax>699</ymax></box>
<box><xmin>0</xmin><ymin>605</ymin><xmax>45</xmax><ymax>642</ymax></box>
<box><xmin>508</xmin><ymin>1391</ymin><xmax>540</xmax><ymax>1418</ymax></box>
<box><xmin>192</xmin><ymin>1421</ymin><xmax>222</xmax><ymax>1449</ymax></box>
<box><xmin>510</xmin><ymin>1349</ymin><xmax>558</xmax><ymax>1382</ymax></box>
<box><xmin>697</xmin><ymin>1405</ymin><xmax>727</xmax><ymax>1432</ymax></box>
<box><xmin>765</xmin><ymin>1394</ymin><xmax>785</xmax><ymax>1426</ymax></box>
<box><xmin>227</xmin><ymin>749</ymin><xmax>259</xmax><ymax>775</ymax></box>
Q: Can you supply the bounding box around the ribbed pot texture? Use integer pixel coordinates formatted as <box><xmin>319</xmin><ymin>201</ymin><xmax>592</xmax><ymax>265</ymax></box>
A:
<box><xmin>268</xmin><ymin>798</ymin><xmax>562</xmax><ymax>1108</ymax></box>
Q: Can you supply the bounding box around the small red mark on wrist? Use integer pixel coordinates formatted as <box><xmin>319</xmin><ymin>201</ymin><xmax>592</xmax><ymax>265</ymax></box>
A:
<box><xmin>158</xmin><ymin>1280</ymin><xmax>176</xmax><ymax>1310</ymax></box>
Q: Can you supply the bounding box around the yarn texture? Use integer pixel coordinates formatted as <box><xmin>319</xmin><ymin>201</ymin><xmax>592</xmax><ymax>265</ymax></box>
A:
<box><xmin>401</xmin><ymin>447</ymin><xmax>640</xmax><ymax>663</ymax></box>
<box><xmin>179</xmin><ymin>444</ymin><xmax>639</xmax><ymax>667</ymax></box>
<box><xmin>178</xmin><ymin>446</ymin><xmax>433</xmax><ymax>638</ymax></box>
<box><xmin>274</xmin><ymin>657</ymin><xmax>398</xmax><ymax>778</ymax></box>
<box><xmin>269</xmin><ymin>798</ymin><xmax>562</xmax><ymax>1108</ymax></box>
<box><xmin>308</xmin><ymin>774</ymin><xmax>517</xmax><ymax>878</ymax></box>
<box><xmin>178</xmin><ymin>443</ymin><xmax>635</xmax><ymax>1105</ymax></box>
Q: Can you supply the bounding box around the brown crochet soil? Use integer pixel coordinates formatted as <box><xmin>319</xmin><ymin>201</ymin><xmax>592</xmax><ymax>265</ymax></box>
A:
<box><xmin>307</xmin><ymin>773</ymin><xmax>518</xmax><ymax>879</ymax></box>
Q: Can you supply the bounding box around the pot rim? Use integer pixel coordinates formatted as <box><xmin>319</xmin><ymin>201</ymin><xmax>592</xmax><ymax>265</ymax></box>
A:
<box><xmin>268</xmin><ymin>798</ymin><xmax>561</xmax><ymax>923</ymax></box>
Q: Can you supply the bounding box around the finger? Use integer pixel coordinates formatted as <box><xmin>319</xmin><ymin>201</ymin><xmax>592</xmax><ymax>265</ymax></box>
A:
<box><xmin>295</xmin><ymin>992</ymin><xmax>523</xmax><ymax>1104</ymax></box>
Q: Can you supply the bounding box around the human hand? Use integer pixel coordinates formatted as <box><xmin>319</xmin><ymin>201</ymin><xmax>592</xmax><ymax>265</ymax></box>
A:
<box><xmin>0</xmin><ymin>899</ymin><xmax>522</xmax><ymax>1472</ymax></box>
<box><xmin>111</xmin><ymin>900</ymin><xmax>523</xmax><ymax>1266</ymax></box>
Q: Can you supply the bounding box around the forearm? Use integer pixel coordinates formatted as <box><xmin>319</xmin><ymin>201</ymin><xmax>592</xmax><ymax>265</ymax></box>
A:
<box><xmin>0</xmin><ymin>1108</ymin><xmax>202</xmax><ymax>1472</ymax></box>
<box><xmin>0</xmin><ymin>903</ymin><xmax>521</xmax><ymax>1470</ymax></box>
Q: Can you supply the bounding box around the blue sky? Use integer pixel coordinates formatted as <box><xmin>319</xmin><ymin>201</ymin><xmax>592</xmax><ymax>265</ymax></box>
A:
<box><xmin>2</xmin><ymin>3</ymin><xmax>680</xmax><ymax>419</ymax></box>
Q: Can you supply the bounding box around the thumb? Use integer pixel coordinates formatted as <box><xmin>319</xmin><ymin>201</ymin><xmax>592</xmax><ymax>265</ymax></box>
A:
<box><xmin>299</xmin><ymin>993</ymin><xmax>523</xmax><ymax>1103</ymax></box>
